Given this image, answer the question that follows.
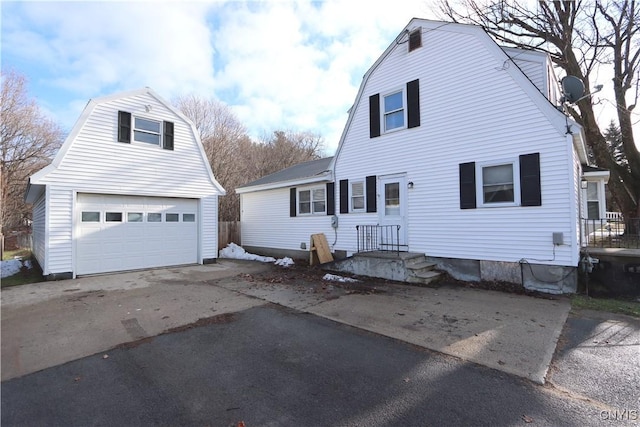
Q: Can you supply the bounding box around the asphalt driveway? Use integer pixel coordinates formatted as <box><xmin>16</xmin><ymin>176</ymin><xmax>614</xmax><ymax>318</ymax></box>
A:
<box><xmin>2</xmin><ymin>260</ymin><xmax>570</xmax><ymax>384</ymax></box>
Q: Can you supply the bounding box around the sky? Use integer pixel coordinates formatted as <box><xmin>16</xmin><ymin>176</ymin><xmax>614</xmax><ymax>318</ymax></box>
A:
<box><xmin>1</xmin><ymin>0</ymin><xmax>637</xmax><ymax>156</ymax></box>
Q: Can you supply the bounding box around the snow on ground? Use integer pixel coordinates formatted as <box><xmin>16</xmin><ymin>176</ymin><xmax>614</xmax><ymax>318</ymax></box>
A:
<box><xmin>322</xmin><ymin>273</ymin><xmax>359</xmax><ymax>283</ymax></box>
<box><xmin>1</xmin><ymin>259</ymin><xmax>32</xmax><ymax>278</ymax></box>
<box><xmin>219</xmin><ymin>243</ymin><xmax>294</xmax><ymax>267</ymax></box>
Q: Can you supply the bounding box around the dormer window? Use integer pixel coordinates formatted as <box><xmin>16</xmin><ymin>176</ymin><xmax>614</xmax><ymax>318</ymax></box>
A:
<box><xmin>409</xmin><ymin>29</ymin><xmax>422</xmax><ymax>52</ymax></box>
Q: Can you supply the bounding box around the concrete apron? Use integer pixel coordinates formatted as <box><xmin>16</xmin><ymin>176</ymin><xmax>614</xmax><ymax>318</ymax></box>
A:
<box><xmin>1</xmin><ymin>261</ymin><xmax>272</xmax><ymax>381</ymax></box>
<box><xmin>1</xmin><ymin>261</ymin><xmax>570</xmax><ymax>385</ymax></box>
<box><xmin>215</xmin><ymin>278</ymin><xmax>571</xmax><ymax>384</ymax></box>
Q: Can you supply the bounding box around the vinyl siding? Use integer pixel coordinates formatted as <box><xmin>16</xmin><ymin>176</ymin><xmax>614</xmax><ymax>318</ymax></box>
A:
<box><xmin>334</xmin><ymin>25</ymin><xmax>576</xmax><ymax>266</ymax></box>
<box><xmin>32</xmin><ymin>91</ymin><xmax>221</xmax><ymax>274</ymax></box>
<box><xmin>201</xmin><ymin>195</ymin><xmax>218</xmax><ymax>259</ymax></box>
<box><xmin>241</xmin><ymin>187</ymin><xmax>334</xmax><ymax>251</ymax></box>
<box><xmin>31</xmin><ymin>193</ymin><xmax>47</xmax><ymax>271</ymax></box>
<box><xmin>47</xmin><ymin>187</ymin><xmax>74</xmax><ymax>274</ymax></box>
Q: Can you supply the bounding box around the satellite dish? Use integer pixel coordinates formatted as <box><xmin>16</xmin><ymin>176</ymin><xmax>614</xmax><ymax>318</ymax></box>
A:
<box><xmin>561</xmin><ymin>76</ymin><xmax>585</xmax><ymax>103</ymax></box>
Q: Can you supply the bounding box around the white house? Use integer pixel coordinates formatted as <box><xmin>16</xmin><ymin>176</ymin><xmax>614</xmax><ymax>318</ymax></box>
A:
<box><xmin>236</xmin><ymin>19</ymin><xmax>609</xmax><ymax>293</ymax></box>
<box><xmin>25</xmin><ymin>88</ymin><xmax>225</xmax><ymax>279</ymax></box>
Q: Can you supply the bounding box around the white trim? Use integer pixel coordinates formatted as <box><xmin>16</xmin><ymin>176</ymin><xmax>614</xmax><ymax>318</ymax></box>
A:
<box><xmin>475</xmin><ymin>158</ymin><xmax>521</xmax><ymax>208</ymax></box>
<box><xmin>350</xmin><ymin>180</ymin><xmax>365</xmax><ymax>213</ymax></box>
<box><xmin>381</xmin><ymin>86</ymin><xmax>407</xmax><ymax>133</ymax></box>
<box><xmin>235</xmin><ymin>172</ymin><xmax>332</xmax><ymax>194</ymax></box>
<box><xmin>297</xmin><ymin>185</ymin><xmax>327</xmax><ymax>216</ymax></box>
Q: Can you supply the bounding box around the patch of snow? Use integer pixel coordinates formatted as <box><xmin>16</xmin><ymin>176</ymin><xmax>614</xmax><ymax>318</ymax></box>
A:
<box><xmin>322</xmin><ymin>273</ymin><xmax>359</xmax><ymax>283</ymax></box>
<box><xmin>219</xmin><ymin>243</ymin><xmax>293</xmax><ymax>267</ymax></box>
<box><xmin>275</xmin><ymin>257</ymin><xmax>294</xmax><ymax>267</ymax></box>
<box><xmin>1</xmin><ymin>259</ymin><xmax>31</xmax><ymax>278</ymax></box>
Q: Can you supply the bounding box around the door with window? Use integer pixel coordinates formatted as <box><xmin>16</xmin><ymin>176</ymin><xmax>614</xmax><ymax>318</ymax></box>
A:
<box><xmin>377</xmin><ymin>174</ymin><xmax>407</xmax><ymax>249</ymax></box>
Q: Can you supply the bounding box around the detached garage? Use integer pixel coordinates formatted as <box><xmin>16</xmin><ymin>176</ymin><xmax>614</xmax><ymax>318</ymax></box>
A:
<box><xmin>25</xmin><ymin>88</ymin><xmax>225</xmax><ymax>279</ymax></box>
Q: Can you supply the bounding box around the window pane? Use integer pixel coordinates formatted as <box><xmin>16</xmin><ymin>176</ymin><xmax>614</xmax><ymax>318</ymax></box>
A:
<box><xmin>587</xmin><ymin>182</ymin><xmax>598</xmax><ymax>200</ymax></box>
<box><xmin>127</xmin><ymin>212</ymin><xmax>143</xmax><ymax>222</ymax></box>
<box><xmin>82</xmin><ymin>211</ymin><xmax>100</xmax><ymax>222</ymax></box>
<box><xmin>351</xmin><ymin>182</ymin><xmax>364</xmax><ymax>197</ymax></box>
<box><xmin>134</xmin><ymin>130</ymin><xmax>160</xmax><ymax>145</ymax></box>
<box><xmin>352</xmin><ymin>196</ymin><xmax>365</xmax><ymax>210</ymax></box>
<box><xmin>313</xmin><ymin>201</ymin><xmax>326</xmax><ymax>213</ymax></box>
<box><xmin>166</xmin><ymin>213</ymin><xmax>179</xmax><ymax>222</ymax></box>
<box><xmin>351</xmin><ymin>182</ymin><xmax>365</xmax><ymax>211</ymax></box>
<box><xmin>105</xmin><ymin>212</ymin><xmax>123</xmax><ymax>222</ymax></box>
<box><xmin>312</xmin><ymin>188</ymin><xmax>325</xmax><ymax>201</ymax></box>
<box><xmin>385</xmin><ymin>111</ymin><xmax>404</xmax><ymax>130</ymax></box>
<box><xmin>385</xmin><ymin>183</ymin><xmax>400</xmax><ymax>215</ymax></box>
<box><xmin>483</xmin><ymin>164</ymin><xmax>514</xmax><ymax>203</ymax></box>
<box><xmin>135</xmin><ymin>118</ymin><xmax>160</xmax><ymax>133</ymax></box>
<box><xmin>299</xmin><ymin>190</ymin><xmax>310</xmax><ymax>202</ymax></box>
<box><xmin>183</xmin><ymin>213</ymin><xmax>196</xmax><ymax>222</ymax></box>
<box><xmin>483</xmin><ymin>164</ymin><xmax>513</xmax><ymax>185</ymax></box>
<box><xmin>384</xmin><ymin>92</ymin><xmax>403</xmax><ymax>112</ymax></box>
<box><xmin>299</xmin><ymin>202</ymin><xmax>311</xmax><ymax>214</ymax></box>
<box><xmin>587</xmin><ymin>201</ymin><xmax>600</xmax><ymax>220</ymax></box>
<box><xmin>148</xmin><ymin>213</ymin><xmax>162</xmax><ymax>222</ymax></box>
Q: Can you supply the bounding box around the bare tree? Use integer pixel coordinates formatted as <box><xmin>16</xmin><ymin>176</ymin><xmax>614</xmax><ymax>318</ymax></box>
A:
<box><xmin>250</xmin><ymin>130</ymin><xmax>324</xmax><ymax>179</ymax></box>
<box><xmin>1</xmin><ymin>70</ymin><xmax>63</xmax><ymax>235</ymax></box>
<box><xmin>174</xmin><ymin>95</ymin><xmax>253</xmax><ymax>221</ymax></box>
<box><xmin>436</xmin><ymin>0</ymin><xmax>640</xmax><ymax>226</ymax></box>
<box><xmin>175</xmin><ymin>95</ymin><xmax>325</xmax><ymax>221</ymax></box>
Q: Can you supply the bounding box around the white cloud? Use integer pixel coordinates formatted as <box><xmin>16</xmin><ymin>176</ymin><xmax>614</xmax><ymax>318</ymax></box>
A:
<box><xmin>3</xmin><ymin>1</ymin><xmax>217</xmax><ymax>107</ymax></box>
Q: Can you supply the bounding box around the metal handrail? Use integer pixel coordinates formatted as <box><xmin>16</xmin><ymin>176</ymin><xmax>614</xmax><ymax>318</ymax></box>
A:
<box><xmin>356</xmin><ymin>224</ymin><xmax>402</xmax><ymax>254</ymax></box>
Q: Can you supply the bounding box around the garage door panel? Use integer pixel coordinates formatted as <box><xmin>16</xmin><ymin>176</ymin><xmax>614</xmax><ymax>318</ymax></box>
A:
<box><xmin>76</xmin><ymin>194</ymin><xmax>198</xmax><ymax>275</ymax></box>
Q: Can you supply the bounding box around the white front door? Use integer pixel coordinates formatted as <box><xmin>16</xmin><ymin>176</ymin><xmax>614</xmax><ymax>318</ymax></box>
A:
<box><xmin>378</xmin><ymin>174</ymin><xmax>408</xmax><ymax>249</ymax></box>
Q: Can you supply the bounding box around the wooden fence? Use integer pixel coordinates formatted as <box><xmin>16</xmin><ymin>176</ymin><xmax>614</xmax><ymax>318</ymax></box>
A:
<box><xmin>218</xmin><ymin>221</ymin><xmax>241</xmax><ymax>250</ymax></box>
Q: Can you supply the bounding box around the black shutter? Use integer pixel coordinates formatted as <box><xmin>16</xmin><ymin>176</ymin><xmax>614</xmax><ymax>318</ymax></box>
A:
<box><xmin>118</xmin><ymin>111</ymin><xmax>131</xmax><ymax>143</ymax></box>
<box><xmin>520</xmin><ymin>153</ymin><xmax>541</xmax><ymax>206</ymax></box>
<box><xmin>326</xmin><ymin>182</ymin><xmax>335</xmax><ymax>215</ymax></box>
<box><xmin>339</xmin><ymin>179</ymin><xmax>349</xmax><ymax>214</ymax></box>
<box><xmin>369</xmin><ymin>94</ymin><xmax>381</xmax><ymax>138</ymax></box>
<box><xmin>459</xmin><ymin>162</ymin><xmax>476</xmax><ymax>209</ymax></box>
<box><xmin>163</xmin><ymin>121</ymin><xmax>174</xmax><ymax>150</ymax></box>
<box><xmin>290</xmin><ymin>188</ymin><xmax>297</xmax><ymax>217</ymax></box>
<box><xmin>366</xmin><ymin>175</ymin><xmax>377</xmax><ymax>213</ymax></box>
<box><xmin>407</xmin><ymin>79</ymin><xmax>420</xmax><ymax>129</ymax></box>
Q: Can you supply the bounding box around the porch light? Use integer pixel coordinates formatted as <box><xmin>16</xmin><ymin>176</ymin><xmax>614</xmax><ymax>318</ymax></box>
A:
<box><xmin>407</xmin><ymin>181</ymin><xmax>414</xmax><ymax>189</ymax></box>
<box><xmin>581</xmin><ymin>180</ymin><xmax>588</xmax><ymax>189</ymax></box>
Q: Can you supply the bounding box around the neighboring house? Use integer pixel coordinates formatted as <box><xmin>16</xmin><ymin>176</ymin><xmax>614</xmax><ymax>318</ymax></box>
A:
<box><xmin>25</xmin><ymin>88</ymin><xmax>225</xmax><ymax>279</ymax></box>
<box><xmin>236</xmin><ymin>18</ymin><xmax>609</xmax><ymax>293</ymax></box>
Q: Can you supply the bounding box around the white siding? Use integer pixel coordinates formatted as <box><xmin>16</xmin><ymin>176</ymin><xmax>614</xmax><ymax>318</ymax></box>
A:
<box><xmin>334</xmin><ymin>24</ymin><xmax>576</xmax><ymax>266</ymax></box>
<box><xmin>31</xmin><ymin>193</ymin><xmax>46</xmax><ymax>271</ymax></box>
<box><xmin>241</xmin><ymin>187</ymin><xmax>334</xmax><ymax>251</ymax></box>
<box><xmin>30</xmin><ymin>90</ymin><xmax>222</xmax><ymax>275</ymax></box>
<box><xmin>511</xmin><ymin>58</ymin><xmax>545</xmax><ymax>94</ymax></box>
<box><xmin>47</xmin><ymin>187</ymin><xmax>74</xmax><ymax>274</ymax></box>
<box><xmin>201</xmin><ymin>195</ymin><xmax>218</xmax><ymax>259</ymax></box>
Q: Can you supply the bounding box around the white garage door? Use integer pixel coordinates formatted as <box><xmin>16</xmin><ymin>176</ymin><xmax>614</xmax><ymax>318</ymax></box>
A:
<box><xmin>76</xmin><ymin>194</ymin><xmax>198</xmax><ymax>275</ymax></box>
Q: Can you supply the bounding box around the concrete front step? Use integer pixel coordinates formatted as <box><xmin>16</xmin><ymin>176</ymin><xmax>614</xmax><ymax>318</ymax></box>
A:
<box><xmin>406</xmin><ymin>270</ymin><xmax>442</xmax><ymax>285</ymax></box>
<box><xmin>323</xmin><ymin>251</ymin><xmax>442</xmax><ymax>285</ymax></box>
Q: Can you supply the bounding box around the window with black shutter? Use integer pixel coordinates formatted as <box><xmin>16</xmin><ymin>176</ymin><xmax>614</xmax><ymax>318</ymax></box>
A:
<box><xmin>369</xmin><ymin>94</ymin><xmax>381</xmax><ymax>138</ymax></box>
<box><xmin>118</xmin><ymin>111</ymin><xmax>131</xmax><ymax>143</ymax></box>
<box><xmin>459</xmin><ymin>162</ymin><xmax>476</xmax><ymax>209</ymax></box>
<box><xmin>326</xmin><ymin>182</ymin><xmax>335</xmax><ymax>215</ymax></box>
<box><xmin>339</xmin><ymin>179</ymin><xmax>349</xmax><ymax>214</ymax></box>
<box><xmin>290</xmin><ymin>188</ymin><xmax>297</xmax><ymax>217</ymax></box>
<box><xmin>163</xmin><ymin>121</ymin><xmax>174</xmax><ymax>151</ymax></box>
<box><xmin>519</xmin><ymin>153</ymin><xmax>541</xmax><ymax>206</ymax></box>
<box><xmin>366</xmin><ymin>175</ymin><xmax>377</xmax><ymax>213</ymax></box>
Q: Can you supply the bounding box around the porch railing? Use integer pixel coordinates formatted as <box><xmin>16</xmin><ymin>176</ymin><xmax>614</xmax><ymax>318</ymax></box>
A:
<box><xmin>356</xmin><ymin>224</ymin><xmax>403</xmax><ymax>253</ymax></box>
<box><xmin>582</xmin><ymin>217</ymin><xmax>640</xmax><ymax>249</ymax></box>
